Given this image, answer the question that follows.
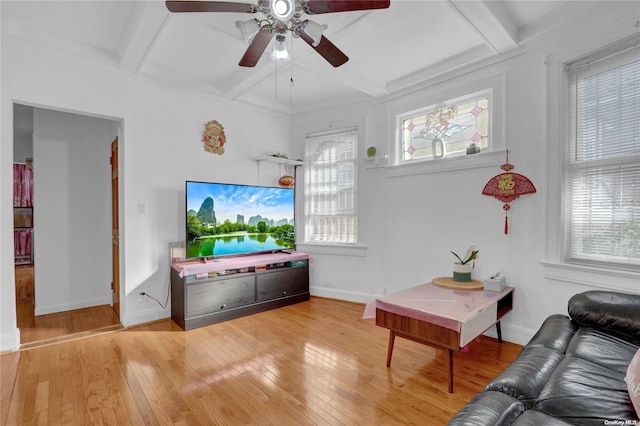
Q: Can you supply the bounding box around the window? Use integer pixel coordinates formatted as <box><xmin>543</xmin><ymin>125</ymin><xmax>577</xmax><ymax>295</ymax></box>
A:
<box><xmin>304</xmin><ymin>128</ymin><xmax>357</xmax><ymax>244</ymax></box>
<box><xmin>398</xmin><ymin>90</ymin><xmax>491</xmax><ymax>163</ymax></box>
<box><xmin>564</xmin><ymin>40</ymin><xmax>640</xmax><ymax>271</ymax></box>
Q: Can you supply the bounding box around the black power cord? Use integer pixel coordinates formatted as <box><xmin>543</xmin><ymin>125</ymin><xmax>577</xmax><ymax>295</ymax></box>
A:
<box><xmin>138</xmin><ymin>281</ymin><xmax>170</xmax><ymax>309</ymax></box>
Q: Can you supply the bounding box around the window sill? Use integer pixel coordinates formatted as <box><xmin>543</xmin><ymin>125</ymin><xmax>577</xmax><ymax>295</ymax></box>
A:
<box><xmin>540</xmin><ymin>261</ymin><xmax>639</xmax><ymax>292</ymax></box>
<box><xmin>386</xmin><ymin>149</ymin><xmax>506</xmax><ymax>177</ymax></box>
<box><xmin>296</xmin><ymin>243</ymin><xmax>367</xmax><ymax>257</ymax></box>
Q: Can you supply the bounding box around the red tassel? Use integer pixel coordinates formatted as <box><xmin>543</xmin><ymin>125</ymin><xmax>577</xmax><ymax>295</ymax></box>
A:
<box><xmin>504</xmin><ymin>215</ymin><xmax>509</xmax><ymax>234</ymax></box>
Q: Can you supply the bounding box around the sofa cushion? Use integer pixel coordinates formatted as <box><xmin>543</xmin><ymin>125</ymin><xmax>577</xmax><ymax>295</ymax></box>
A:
<box><xmin>569</xmin><ymin>291</ymin><xmax>640</xmax><ymax>343</ymax></box>
<box><xmin>565</xmin><ymin>327</ymin><xmax>639</xmax><ymax>375</ymax></box>
<box><xmin>511</xmin><ymin>409</ymin><xmax>572</xmax><ymax>425</ymax></box>
<box><xmin>524</xmin><ymin>314</ymin><xmax>577</xmax><ymax>352</ymax></box>
<box><xmin>534</xmin><ymin>356</ymin><xmax>638</xmax><ymax>425</ymax></box>
<box><xmin>446</xmin><ymin>391</ymin><xmax>525</xmax><ymax>426</ymax></box>
<box><xmin>485</xmin><ymin>347</ymin><xmax>565</xmax><ymax>408</ymax></box>
<box><xmin>626</xmin><ymin>347</ymin><xmax>640</xmax><ymax>416</ymax></box>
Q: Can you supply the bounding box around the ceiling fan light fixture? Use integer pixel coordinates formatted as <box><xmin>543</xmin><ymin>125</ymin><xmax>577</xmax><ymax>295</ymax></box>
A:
<box><xmin>271</xmin><ymin>34</ymin><xmax>290</xmax><ymax>61</ymax></box>
<box><xmin>269</xmin><ymin>0</ymin><xmax>296</xmax><ymax>22</ymax></box>
<box><xmin>235</xmin><ymin>19</ymin><xmax>260</xmax><ymax>42</ymax></box>
<box><xmin>303</xmin><ymin>20</ymin><xmax>327</xmax><ymax>47</ymax></box>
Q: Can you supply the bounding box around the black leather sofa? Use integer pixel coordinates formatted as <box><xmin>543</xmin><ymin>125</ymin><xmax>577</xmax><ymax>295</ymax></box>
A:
<box><xmin>447</xmin><ymin>290</ymin><xmax>640</xmax><ymax>425</ymax></box>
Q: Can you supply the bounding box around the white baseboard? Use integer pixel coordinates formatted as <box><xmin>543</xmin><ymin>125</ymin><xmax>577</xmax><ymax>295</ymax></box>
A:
<box><xmin>35</xmin><ymin>296</ymin><xmax>112</xmax><ymax>316</ymax></box>
<box><xmin>310</xmin><ymin>285</ymin><xmax>379</xmax><ymax>304</ymax></box>
<box><xmin>478</xmin><ymin>320</ymin><xmax>535</xmax><ymax>346</ymax></box>
<box><xmin>122</xmin><ymin>306</ymin><xmax>170</xmax><ymax>328</ymax></box>
<box><xmin>0</xmin><ymin>328</ymin><xmax>20</xmax><ymax>352</ymax></box>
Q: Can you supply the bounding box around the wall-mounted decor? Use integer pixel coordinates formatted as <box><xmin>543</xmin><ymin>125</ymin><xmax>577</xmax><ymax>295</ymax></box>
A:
<box><xmin>202</xmin><ymin>120</ymin><xmax>226</xmax><ymax>155</ymax></box>
<box><xmin>482</xmin><ymin>150</ymin><xmax>536</xmax><ymax>234</ymax></box>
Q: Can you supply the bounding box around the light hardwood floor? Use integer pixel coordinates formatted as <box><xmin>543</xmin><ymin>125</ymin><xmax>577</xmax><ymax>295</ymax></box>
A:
<box><xmin>14</xmin><ymin>265</ymin><xmax>122</xmax><ymax>349</ymax></box>
<box><xmin>1</xmin><ymin>297</ymin><xmax>522</xmax><ymax>425</ymax></box>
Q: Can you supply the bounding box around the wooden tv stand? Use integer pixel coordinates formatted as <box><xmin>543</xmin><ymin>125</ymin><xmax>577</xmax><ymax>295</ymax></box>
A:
<box><xmin>170</xmin><ymin>251</ymin><xmax>310</xmax><ymax>330</ymax></box>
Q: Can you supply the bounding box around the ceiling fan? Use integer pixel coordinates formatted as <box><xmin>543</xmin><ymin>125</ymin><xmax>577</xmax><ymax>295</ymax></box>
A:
<box><xmin>165</xmin><ymin>0</ymin><xmax>391</xmax><ymax>67</ymax></box>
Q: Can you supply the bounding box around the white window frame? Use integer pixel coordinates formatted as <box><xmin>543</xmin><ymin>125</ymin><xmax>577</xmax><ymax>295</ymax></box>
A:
<box><xmin>396</xmin><ymin>89</ymin><xmax>493</xmax><ymax>164</ymax></box>
<box><xmin>542</xmin><ymin>35</ymin><xmax>640</xmax><ymax>292</ymax></box>
<box><xmin>298</xmin><ymin>125</ymin><xmax>366</xmax><ymax>256</ymax></box>
<box><xmin>386</xmin><ymin>72</ymin><xmax>506</xmax><ymax>177</ymax></box>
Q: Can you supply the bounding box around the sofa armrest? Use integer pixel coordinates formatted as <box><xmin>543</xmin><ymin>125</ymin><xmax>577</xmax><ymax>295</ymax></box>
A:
<box><xmin>446</xmin><ymin>391</ymin><xmax>525</xmax><ymax>426</ymax></box>
<box><xmin>524</xmin><ymin>314</ymin><xmax>577</xmax><ymax>353</ymax></box>
<box><xmin>568</xmin><ymin>291</ymin><xmax>640</xmax><ymax>343</ymax></box>
<box><xmin>484</xmin><ymin>347</ymin><xmax>565</xmax><ymax>408</ymax></box>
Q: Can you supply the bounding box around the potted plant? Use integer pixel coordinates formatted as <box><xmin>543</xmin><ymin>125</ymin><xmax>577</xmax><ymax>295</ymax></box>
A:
<box><xmin>450</xmin><ymin>246</ymin><xmax>479</xmax><ymax>282</ymax></box>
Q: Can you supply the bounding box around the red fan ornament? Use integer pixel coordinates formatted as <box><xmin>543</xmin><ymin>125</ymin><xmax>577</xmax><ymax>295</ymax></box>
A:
<box><xmin>482</xmin><ymin>150</ymin><xmax>536</xmax><ymax>234</ymax></box>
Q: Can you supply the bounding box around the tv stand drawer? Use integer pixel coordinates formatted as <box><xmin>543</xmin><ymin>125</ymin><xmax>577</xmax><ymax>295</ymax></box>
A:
<box><xmin>256</xmin><ymin>267</ymin><xmax>309</xmax><ymax>301</ymax></box>
<box><xmin>186</xmin><ymin>275</ymin><xmax>255</xmax><ymax>317</ymax></box>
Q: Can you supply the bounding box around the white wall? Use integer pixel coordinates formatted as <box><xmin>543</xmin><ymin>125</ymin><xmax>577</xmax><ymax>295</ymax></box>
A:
<box><xmin>1</xmin><ymin>36</ymin><xmax>291</xmax><ymax>350</ymax></box>
<box><xmin>32</xmin><ymin>108</ymin><xmax>116</xmax><ymax>315</ymax></box>
<box><xmin>2</xmin><ymin>2</ymin><xmax>638</xmax><ymax>352</ymax></box>
<box><xmin>294</xmin><ymin>2</ymin><xmax>640</xmax><ymax>346</ymax></box>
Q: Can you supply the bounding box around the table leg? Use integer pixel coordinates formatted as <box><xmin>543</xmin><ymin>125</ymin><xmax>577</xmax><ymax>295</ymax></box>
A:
<box><xmin>496</xmin><ymin>321</ymin><xmax>503</xmax><ymax>343</ymax></box>
<box><xmin>386</xmin><ymin>331</ymin><xmax>396</xmax><ymax>367</ymax></box>
<box><xmin>447</xmin><ymin>349</ymin><xmax>454</xmax><ymax>393</ymax></box>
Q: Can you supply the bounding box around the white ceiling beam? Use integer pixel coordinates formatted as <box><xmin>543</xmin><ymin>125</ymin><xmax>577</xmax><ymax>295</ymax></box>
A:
<box><xmin>117</xmin><ymin>2</ymin><xmax>170</xmax><ymax>73</ymax></box>
<box><xmin>447</xmin><ymin>0</ymin><xmax>518</xmax><ymax>54</ymax></box>
<box><xmin>221</xmin><ymin>59</ymin><xmax>281</xmax><ymax>99</ymax></box>
<box><xmin>304</xmin><ymin>60</ymin><xmax>388</xmax><ymax>98</ymax></box>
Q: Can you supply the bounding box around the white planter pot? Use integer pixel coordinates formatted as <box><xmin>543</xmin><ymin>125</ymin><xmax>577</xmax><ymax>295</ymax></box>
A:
<box><xmin>452</xmin><ymin>262</ymin><xmax>472</xmax><ymax>282</ymax></box>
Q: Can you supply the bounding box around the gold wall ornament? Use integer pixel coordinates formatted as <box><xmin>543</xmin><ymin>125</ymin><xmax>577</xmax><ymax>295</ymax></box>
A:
<box><xmin>202</xmin><ymin>120</ymin><xmax>226</xmax><ymax>155</ymax></box>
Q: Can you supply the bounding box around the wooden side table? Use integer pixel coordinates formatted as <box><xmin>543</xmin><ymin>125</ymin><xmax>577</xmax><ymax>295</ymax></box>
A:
<box><xmin>363</xmin><ymin>283</ymin><xmax>514</xmax><ymax>393</ymax></box>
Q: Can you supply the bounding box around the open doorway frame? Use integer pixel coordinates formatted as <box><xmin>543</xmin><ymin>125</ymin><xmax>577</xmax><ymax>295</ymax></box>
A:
<box><xmin>12</xmin><ymin>103</ymin><xmax>124</xmax><ymax>347</ymax></box>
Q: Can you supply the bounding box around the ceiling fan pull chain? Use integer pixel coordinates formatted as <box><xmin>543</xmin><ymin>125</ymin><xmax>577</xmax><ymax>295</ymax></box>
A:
<box><xmin>274</xmin><ymin>59</ymin><xmax>278</xmax><ymax>98</ymax></box>
<box><xmin>290</xmin><ymin>37</ymin><xmax>295</xmax><ymax>87</ymax></box>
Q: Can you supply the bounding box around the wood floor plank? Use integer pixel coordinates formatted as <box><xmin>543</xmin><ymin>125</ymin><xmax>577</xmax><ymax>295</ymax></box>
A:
<box><xmin>1</xmin><ymin>297</ymin><xmax>522</xmax><ymax>425</ymax></box>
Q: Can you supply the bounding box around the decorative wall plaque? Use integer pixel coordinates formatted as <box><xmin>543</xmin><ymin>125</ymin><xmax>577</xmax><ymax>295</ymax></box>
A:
<box><xmin>202</xmin><ymin>120</ymin><xmax>226</xmax><ymax>155</ymax></box>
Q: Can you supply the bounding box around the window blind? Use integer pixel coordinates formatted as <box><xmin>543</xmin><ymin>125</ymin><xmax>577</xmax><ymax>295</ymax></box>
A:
<box><xmin>565</xmin><ymin>38</ymin><xmax>640</xmax><ymax>270</ymax></box>
<box><xmin>304</xmin><ymin>129</ymin><xmax>357</xmax><ymax>244</ymax></box>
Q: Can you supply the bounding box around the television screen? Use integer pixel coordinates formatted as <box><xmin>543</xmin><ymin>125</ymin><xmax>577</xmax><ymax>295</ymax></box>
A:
<box><xmin>185</xmin><ymin>181</ymin><xmax>295</xmax><ymax>259</ymax></box>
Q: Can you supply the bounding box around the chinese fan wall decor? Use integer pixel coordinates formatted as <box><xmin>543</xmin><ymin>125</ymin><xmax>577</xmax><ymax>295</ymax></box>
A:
<box><xmin>482</xmin><ymin>150</ymin><xmax>536</xmax><ymax>234</ymax></box>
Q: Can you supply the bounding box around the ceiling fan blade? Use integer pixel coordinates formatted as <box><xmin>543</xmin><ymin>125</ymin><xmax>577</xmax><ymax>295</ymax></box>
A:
<box><xmin>299</xmin><ymin>29</ymin><xmax>348</xmax><ymax>67</ymax></box>
<box><xmin>165</xmin><ymin>1</ymin><xmax>257</xmax><ymax>13</ymax></box>
<box><xmin>303</xmin><ymin>0</ymin><xmax>390</xmax><ymax>14</ymax></box>
<box><xmin>239</xmin><ymin>29</ymin><xmax>274</xmax><ymax>67</ymax></box>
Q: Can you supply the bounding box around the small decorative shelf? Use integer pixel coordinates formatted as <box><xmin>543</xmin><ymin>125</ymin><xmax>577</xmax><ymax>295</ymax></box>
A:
<box><xmin>253</xmin><ymin>156</ymin><xmax>305</xmax><ymax>184</ymax></box>
<box><xmin>252</xmin><ymin>155</ymin><xmax>304</xmax><ymax>166</ymax></box>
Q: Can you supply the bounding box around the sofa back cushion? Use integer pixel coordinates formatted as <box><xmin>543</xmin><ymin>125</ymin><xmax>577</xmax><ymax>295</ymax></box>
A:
<box><xmin>535</xmin><ymin>356</ymin><xmax>638</xmax><ymax>424</ymax></box>
<box><xmin>568</xmin><ymin>291</ymin><xmax>640</xmax><ymax>343</ymax></box>
<box><xmin>565</xmin><ymin>328</ymin><xmax>639</xmax><ymax>375</ymax></box>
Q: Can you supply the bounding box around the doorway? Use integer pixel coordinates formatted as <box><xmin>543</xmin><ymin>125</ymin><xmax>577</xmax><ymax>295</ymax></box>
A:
<box><xmin>13</xmin><ymin>104</ymin><xmax>123</xmax><ymax>348</ymax></box>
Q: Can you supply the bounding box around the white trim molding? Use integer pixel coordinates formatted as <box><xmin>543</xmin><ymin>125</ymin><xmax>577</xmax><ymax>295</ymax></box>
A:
<box><xmin>541</xmin><ymin>261</ymin><xmax>640</xmax><ymax>293</ymax></box>
<box><xmin>0</xmin><ymin>328</ymin><xmax>21</xmax><ymax>352</ymax></box>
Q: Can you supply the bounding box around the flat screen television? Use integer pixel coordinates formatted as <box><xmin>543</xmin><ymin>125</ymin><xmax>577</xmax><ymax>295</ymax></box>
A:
<box><xmin>185</xmin><ymin>181</ymin><xmax>295</xmax><ymax>259</ymax></box>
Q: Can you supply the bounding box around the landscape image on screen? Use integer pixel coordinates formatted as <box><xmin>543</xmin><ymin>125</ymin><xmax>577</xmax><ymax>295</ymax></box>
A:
<box><xmin>186</xmin><ymin>181</ymin><xmax>295</xmax><ymax>259</ymax></box>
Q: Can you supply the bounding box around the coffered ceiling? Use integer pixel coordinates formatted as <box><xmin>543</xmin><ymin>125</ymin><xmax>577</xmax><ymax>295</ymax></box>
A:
<box><xmin>2</xmin><ymin>1</ymin><xmax>601</xmax><ymax>115</ymax></box>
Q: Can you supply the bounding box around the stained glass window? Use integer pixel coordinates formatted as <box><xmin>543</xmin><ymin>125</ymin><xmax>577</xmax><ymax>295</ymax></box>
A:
<box><xmin>399</xmin><ymin>93</ymin><xmax>491</xmax><ymax>162</ymax></box>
